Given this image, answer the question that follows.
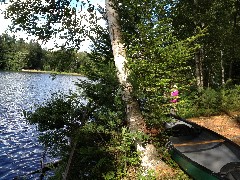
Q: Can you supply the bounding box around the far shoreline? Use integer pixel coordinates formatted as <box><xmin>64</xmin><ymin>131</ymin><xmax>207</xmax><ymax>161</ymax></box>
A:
<box><xmin>21</xmin><ymin>69</ymin><xmax>83</xmax><ymax>76</ymax></box>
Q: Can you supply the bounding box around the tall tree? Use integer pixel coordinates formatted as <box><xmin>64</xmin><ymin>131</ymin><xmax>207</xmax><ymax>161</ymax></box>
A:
<box><xmin>0</xmin><ymin>35</ymin><xmax>6</xmax><ymax>69</ymax></box>
<box><xmin>105</xmin><ymin>0</ymin><xmax>167</xmax><ymax>173</ymax></box>
<box><xmin>172</xmin><ymin>0</ymin><xmax>240</xmax><ymax>87</ymax></box>
<box><xmin>0</xmin><ymin>33</ymin><xmax>25</xmax><ymax>71</ymax></box>
<box><xmin>26</xmin><ymin>40</ymin><xmax>44</xmax><ymax>70</ymax></box>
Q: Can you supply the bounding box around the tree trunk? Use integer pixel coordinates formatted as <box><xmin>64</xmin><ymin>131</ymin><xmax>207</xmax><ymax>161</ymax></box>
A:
<box><xmin>195</xmin><ymin>48</ymin><xmax>204</xmax><ymax>90</ymax></box>
<box><xmin>105</xmin><ymin>0</ymin><xmax>168</xmax><ymax>174</ymax></box>
<box><xmin>229</xmin><ymin>60</ymin><xmax>233</xmax><ymax>80</ymax></box>
<box><xmin>228</xmin><ymin>5</ymin><xmax>238</xmax><ymax>81</ymax></box>
<box><xmin>220</xmin><ymin>50</ymin><xmax>225</xmax><ymax>85</ymax></box>
<box><xmin>194</xmin><ymin>0</ymin><xmax>204</xmax><ymax>90</ymax></box>
<box><xmin>199</xmin><ymin>48</ymin><xmax>204</xmax><ymax>87</ymax></box>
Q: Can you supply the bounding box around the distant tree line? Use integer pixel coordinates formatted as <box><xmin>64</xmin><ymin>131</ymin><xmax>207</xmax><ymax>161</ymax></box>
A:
<box><xmin>0</xmin><ymin>33</ymin><xmax>89</xmax><ymax>73</ymax></box>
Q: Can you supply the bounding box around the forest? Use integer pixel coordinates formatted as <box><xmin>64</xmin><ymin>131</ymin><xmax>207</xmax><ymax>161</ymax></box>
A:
<box><xmin>3</xmin><ymin>0</ymin><xmax>240</xmax><ymax>179</ymax></box>
<box><xmin>0</xmin><ymin>33</ymin><xmax>89</xmax><ymax>73</ymax></box>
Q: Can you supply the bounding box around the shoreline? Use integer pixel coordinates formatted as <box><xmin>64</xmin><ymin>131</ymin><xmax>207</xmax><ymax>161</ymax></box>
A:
<box><xmin>21</xmin><ymin>69</ymin><xmax>83</xmax><ymax>76</ymax></box>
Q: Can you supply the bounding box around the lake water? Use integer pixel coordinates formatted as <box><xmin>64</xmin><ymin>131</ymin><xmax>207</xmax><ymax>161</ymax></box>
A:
<box><xmin>0</xmin><ymin>71</ymin><xmax>84</xmax><ymax>179</ymax></box>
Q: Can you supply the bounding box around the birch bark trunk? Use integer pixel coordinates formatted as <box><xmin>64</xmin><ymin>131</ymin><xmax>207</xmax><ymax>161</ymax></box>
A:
<box><xmin>195</xmin><ymin>49</ymin><xmax>204</xmax><ymax>89</ymax></box>
<box><xmin>105</xmin><ymin>0</ymin><xmax>168</xmax><ymax>174</ymax></box>
<box><xmin>194</xmin><ymin>0</ymin><xmax>204</xmax><ymax>90</ymax></box>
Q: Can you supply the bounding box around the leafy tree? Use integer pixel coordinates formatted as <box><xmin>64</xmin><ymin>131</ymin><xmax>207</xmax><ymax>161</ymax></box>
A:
<box><xmin>0</xmin><ymin>35</ymin><xmax>6</xmax><ymax>69</ymax></box>
<box><xmin>0</xmin><ymin>33</ymin><xmax>18</xmax><ymax>70</ymax></box>
<box><xmin>12</xmin><ymin>38</ymin><xmax>29</xmax><ymax>70</ymax></box>
<box><xmin>171</xmin><ymin>0</ymin><xmax>240</xmax><ymax>87</ymax></box>
<box><xmin>115</xmin><ymin>0</ymin><xmax>199</xmax><ymax>124</ymax></box>
<box><xmin>0</xmin><ymin>34</ymin><xmax>44</xmax><ymax>71</ymax></box>
<box><xmin>74</xmin><ymin>51</ymin><xmax>89</xmax><ymax>73</ymax></box>
<box><xmin>25</xmin><ymin>40</ymin><xmax>44</xmax><ymax>70</ymax></box>
<box><xmin>45</xmin><ymin>48</ymin><xmax>74</xmax><ymax>72</ymax></box>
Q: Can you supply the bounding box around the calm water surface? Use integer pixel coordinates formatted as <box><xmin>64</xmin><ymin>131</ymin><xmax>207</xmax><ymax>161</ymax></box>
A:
<box><xmin>0</xmin><ymin>71</ymin><xmax>84</xmax><ymax>179</ymax></box>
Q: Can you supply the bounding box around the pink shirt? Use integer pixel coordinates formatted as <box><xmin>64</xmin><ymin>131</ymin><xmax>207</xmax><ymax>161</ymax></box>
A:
<box><xmin>170</xmin><ymin>90</ymin><xmax>179</xmax><ymax>103</ymax></box>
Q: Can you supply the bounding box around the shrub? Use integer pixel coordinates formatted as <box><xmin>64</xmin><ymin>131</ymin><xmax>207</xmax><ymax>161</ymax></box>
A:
<box><xmin>178</xmin><ymin>86</ymin><xmax>240</xmax><ymax>118</ymax></box>
<box><xmin>221</xmin><ymin>85</ymin><xmax>240</xmax><ymax>112</ymax></box>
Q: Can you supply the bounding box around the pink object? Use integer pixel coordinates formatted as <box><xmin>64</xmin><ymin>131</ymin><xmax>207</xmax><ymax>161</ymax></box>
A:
<box><xmin>170</xmin><ymin>99</ymin><xmax>178</xmax><ymax>103</ymax></box>
<box><xmin>170</xmin><ymin>89</ymin><xmax>179</xmax><ymax>103</ymax></box>
<box><xmin>171</xmin><ymin>90</ymin><xmax>179</xmax><ymax>96</ymax></box>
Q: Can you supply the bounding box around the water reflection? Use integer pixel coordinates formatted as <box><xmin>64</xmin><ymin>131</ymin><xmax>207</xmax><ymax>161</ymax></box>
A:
<box><xmin>0</xmin><ymin>71</ymin><xmax>83</xmax><ymax>179</ymax></box>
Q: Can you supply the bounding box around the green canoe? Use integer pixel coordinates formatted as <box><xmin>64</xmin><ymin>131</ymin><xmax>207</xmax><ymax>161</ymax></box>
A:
<box><xmin>165</xmin><ymin>114</ymin><xmax>240</xmax><ymax>180</ymax></box>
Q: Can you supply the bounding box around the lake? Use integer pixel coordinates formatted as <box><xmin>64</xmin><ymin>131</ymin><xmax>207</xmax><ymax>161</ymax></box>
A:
<box><xmin>0</xmin><ymin>71</ymin><xmax>84</xmax><ymax>179</ymax></box>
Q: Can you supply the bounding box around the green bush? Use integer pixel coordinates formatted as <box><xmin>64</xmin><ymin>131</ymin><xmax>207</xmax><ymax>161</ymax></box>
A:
<box><xmin>221</xmin><ymin>85</ymin><xmax>240</xmax><ymax>112</ymax></box>
<box><xmin>178</xmin><ymin>86</ymin><xmax>240</xmax><ymax>118</ymax></box>
<box><xmin>199</xmin><ymin>88</ymin><xmax>221</xmax><ymax>116</ymax></box>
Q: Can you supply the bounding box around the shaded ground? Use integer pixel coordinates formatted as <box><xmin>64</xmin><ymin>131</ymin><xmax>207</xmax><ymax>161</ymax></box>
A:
<box><xmin>189</xmin><ymin>113</ymin><xmax>240</xmax><ymax>146</ymax></box>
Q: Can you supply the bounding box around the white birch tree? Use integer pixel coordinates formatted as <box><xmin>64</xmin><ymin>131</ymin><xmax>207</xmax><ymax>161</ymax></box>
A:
<box><xmin>105</xmin><ymin>0</ymin><xmax>169</xmax><ymax>174</ymax></box>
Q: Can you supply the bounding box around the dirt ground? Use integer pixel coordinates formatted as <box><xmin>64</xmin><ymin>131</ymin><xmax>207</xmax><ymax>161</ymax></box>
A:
<box><xmin>189</xmin><ymin>112</ymin><xmax>240</xmax><ymax>146</ymax></box>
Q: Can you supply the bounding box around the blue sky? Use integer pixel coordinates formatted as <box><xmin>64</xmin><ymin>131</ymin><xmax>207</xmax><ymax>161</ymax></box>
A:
<box><xmin>0</xmin><ymin>0</ymin><xmax>105</xmax><ymax>52</ymax></box>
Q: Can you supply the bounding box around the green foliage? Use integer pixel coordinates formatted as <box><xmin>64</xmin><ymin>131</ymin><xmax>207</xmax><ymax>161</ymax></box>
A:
<box><xmin>22</xmin><ymin>17</ymin><xmax>142</xmax><ymax>179</ymax></box>
<box><xmin>43</xmin><ymin>48</ymin><xmax>89</xmax><ymax>73</ymax></box>
<box><xmin>178</xmin><ymin>86</ymin><xmax>240</xmax><ymax>118</ymax></box>
<box><xmin>25</xmin><ymin>40</ymin><xmax>44</xmax><ymax>70</ymax></box>
<box><xmin>24</xmin><ymin>82</ymin><xmax>144</xmax><ymax>180</ymax></box>
<box><xmin>24</xmin><ymin>92</ymin><xmax>84</xmax><ymax>156</ymax></box>
<box><xmin>0</xmin><ymin>33</ymin><xmax>88</xmax><ymax>73</ymax></box>
<box><xmin>172</xmin><ymin>0</ymin><xmax>240</xmax><ymax>86</ymax></box>
<box><xmin>6</xmin><ymin>0</ymin><xmax>95</xmax><ymax>49</ymax></box>
<box><xmin>221</xmin><ymin>85</ymin><xmax>240</xmax><ymax>112</ymax></box>
<box><xmin>115</xmin><ymin>0</ymin><xmax>201</xmax><ymax>127</ymax></box>
<box><xmin>178</xmin><ymin>88</ymin><xmax>220</xmax><ymax>117</ymax></box>
<box><xmin>200</xmin><ymin>88</ymin><xmax>221</xmax><ymax>114</ymax></box>
<box><xmin>0</xmin><ymin>34</ymin><xmax>24</xmax><ymax>70</ymax></box>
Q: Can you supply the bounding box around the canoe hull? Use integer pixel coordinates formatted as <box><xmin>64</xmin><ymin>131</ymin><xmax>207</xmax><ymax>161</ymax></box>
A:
<box><xmin>170</xmin><ymin>146</ymin><xmax>220</xmax><ymax>180</ymax></box>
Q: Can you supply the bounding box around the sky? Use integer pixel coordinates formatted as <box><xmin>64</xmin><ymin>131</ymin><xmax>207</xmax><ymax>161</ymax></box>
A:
<box><xmin>0</xmin><ymin>0</ymin><xmax>105</xmax><ymax>52</ymax></box>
